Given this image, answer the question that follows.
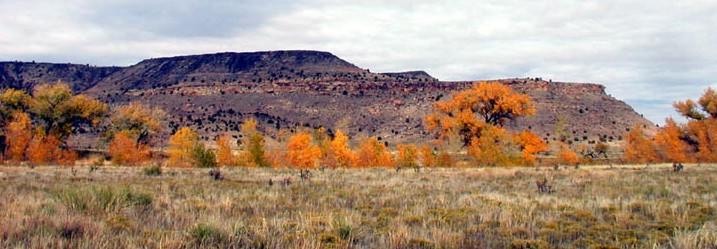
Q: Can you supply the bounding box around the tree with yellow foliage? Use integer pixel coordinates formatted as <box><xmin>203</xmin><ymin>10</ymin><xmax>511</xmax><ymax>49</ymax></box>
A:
<box><xmin>468</xmin><ymin>126</ymin><xmax>521</xmax><ymax>166</ymax></box>
<box><xmin>286</xmin><ymin>131</ymin><xmax>322</xmax><ymax>168</ymax></box>
<box><xmin>324</xmin><ymin>130</ymin><xmax>357</xmax><ymax>168</ymax></box>
<box><xmin>239</xmin><ymin>118</ymin><xmax>269</xmax><ymax>167</ymax></box>
<box><xmin>418</xmin><ymin>145</ymin><xmax>435</xmax><ymax>167</ymax></box>
<box><xmin>109</xmin><ymin>130</ymin><xmax>151</xmax><ymax>166</ymax></box>
<box><xmin>425</xmin><ymin>81</ymin><xmax>535</xmax><ymax>146</ymax></box>
<box><xmin>654</xmin><ymin>118</ymin><xmax>690</xmax><ymax>163</ymax></box>
<box><xmin>623</xmin><ymin>125</ymin><xmax>659</xmax><ymax>164</ymax></box>
<box><xmin>167</xmin><ymin>127</ymin><xmax>200</xmax><ymax>167</ymax></box>
<box><xmin>29</xmin><ymin>83</ymin><xmax>107</xmax><ymax>140</ymax></box>
<box><xmin>215</xmin><ymin>133</ymin><xmax>236</xmax><ymax>166</ymax></box>
<box><xmin>110</xmin><ymin>102</ymin><xmax>166</xmax><ymax>145</ymax></box>
<box><xmin>514</xmin><ymin>130</ymin><xmax>548</xmax><ymax>166</ymax></box>
<box><xmin>396</xmin><ymin>143</ymin><xmax>419</xmax><ymax>169</ymax></box>
<box><xmin>4</xmin><ymin>112</ymin><xmax>32</xmax><ymax>162</ymax></box>
<box><xmin>356</xmin><ymin>137</ymin><xmax>394</xmax><ymax>167</ymax></box>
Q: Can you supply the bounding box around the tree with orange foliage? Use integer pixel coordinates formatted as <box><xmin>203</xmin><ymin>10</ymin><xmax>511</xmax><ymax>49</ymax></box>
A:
<box><xmin>418</xmin><ymin>145</ymin><xmax>435</xmax><ymax>167</ymax></box>
<box><xmin>324</xmin><ymin>130</ymin><xmax>357</xmax><ymax>168</ymax></box>
<box><xmin>167</xmin><ymin>127</ymin><xmax>200</xmax><ymax>167</ymax></box>
<box><xmin>286</xmin><ymin>131</ymin><xmax>322</xmax><ymax>168</ymax></box>
<box><xmin>4</xmin><ymin>112</ymin><xmax>32</xmax><ymax>162</ymax></box>
<box><xmin>356</xmin><ymin>137</ymin><xmax>394</xmax><ymax>167</ymax></box>
<box><xmin>215</xmin><ymin>134</ymin><xmax>236</xmax><ymax>166</ymax></box>
<box><xmin>673</xmin><ymin>88</ymin><xmax>717</xmax><ymax>162</ymax></box>
<box><xmin>514</xmin><ymin>130</ymin><xmax>548</xmax><ymax>166</ymax></box>
<box><xmin>109</xmin><ymin>130</ymin><xmax>151</xmax><ymax>166</ymax></box>
<box><xmin>425</xmin><ymin>82</ymin><xmax>535</xmax><ymax>146</ymax></box>
<box><xmin>468</xmin><ymin>126</ymin><xmax>521</xmax><ymax>166</ymax></box>
<box><xmin>654</xmin><ymin>118</ymin><xmax>690</xmax><ymax>163</ymax></box>
<box><xmin>396</xmin><ymin>143</ymin><xmax>419</xmax><ymax>169</ymax></box>
<box><xmin>26</xmin><ymin>129</ymin><xmax>63</xmax><ymax>165</ymax></box>
<box><xmin>558</xmin><ymin>143</ymin><xmax>580</xmax><ymax>166</ymax></box>
<box><xmin>623</xmin><ymin>125</ymin><xmax>659</xmax><ymax>164</ymax></box>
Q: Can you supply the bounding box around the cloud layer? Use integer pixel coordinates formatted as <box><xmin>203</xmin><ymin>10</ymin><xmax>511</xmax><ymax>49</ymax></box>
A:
<box><xmin>1</xmin><ymin>0</ymin><xmax>715</xmax><ymax>123</ymax></box>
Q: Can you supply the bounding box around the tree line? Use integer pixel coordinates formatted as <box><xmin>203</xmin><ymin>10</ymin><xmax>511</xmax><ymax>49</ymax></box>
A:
<box><xmin>624</xmin><ymin>87</ymin><xmax>717</xmax><ymax>164</ymax></box>
<box><xmin>2</xmin><ymin>81</ymin><xmax>709</xmax><ymax>168</ymax></box>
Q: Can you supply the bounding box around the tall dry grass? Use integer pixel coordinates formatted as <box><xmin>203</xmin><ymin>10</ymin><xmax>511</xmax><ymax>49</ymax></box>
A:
<box><xmin>0</xmin><ymin>164</ymin><xmax>715</xmax><ymax>248</ymax></box>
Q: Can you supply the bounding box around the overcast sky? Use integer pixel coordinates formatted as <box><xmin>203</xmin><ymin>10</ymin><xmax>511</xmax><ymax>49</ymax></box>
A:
<box><xmin>1</xmin><ymin>0</ymin><xmax>715</xmax><ymax>123</ymax></box>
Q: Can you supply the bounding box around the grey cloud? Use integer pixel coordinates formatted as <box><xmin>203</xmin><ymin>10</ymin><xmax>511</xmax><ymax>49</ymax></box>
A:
<box><xmin>0</xmin><ymin>0</ymin><xmax>716</xmax><ymax>123</ymax></box>
<box><xmin>83</xmin><ymin>0</ymin><xmax>300</xmax><ymax>39</ymax></box>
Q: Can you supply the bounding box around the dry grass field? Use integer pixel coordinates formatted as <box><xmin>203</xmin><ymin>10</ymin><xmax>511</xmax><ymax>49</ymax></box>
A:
<box><xmin>1</xmin><ymin>164</ymin><xmax>716</xmax><ymax>249</ymax></box>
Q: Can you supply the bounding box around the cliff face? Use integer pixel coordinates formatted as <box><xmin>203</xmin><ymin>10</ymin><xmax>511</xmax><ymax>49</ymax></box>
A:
<box><xmin>0</xmin><ymin>51</ymin><xmax>653</xmax><ymax>146</ymax></box>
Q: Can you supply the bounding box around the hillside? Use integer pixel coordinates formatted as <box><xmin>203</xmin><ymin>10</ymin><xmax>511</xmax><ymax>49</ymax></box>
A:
<box><xmin>0</xmin><ymin>51</ymin><xmax>653</xmax><ymax>146</ymax></box>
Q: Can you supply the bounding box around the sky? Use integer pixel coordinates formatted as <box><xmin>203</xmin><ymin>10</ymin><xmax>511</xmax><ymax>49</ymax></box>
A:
<box><xmin>1</xmin><ymin>0</ymin><xmax>715</xmax><ymax>123</ymax></box>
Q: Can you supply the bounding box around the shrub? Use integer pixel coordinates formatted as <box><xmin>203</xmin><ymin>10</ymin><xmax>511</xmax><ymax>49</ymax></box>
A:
<box><xmin>192</xmin><ymin>144</ymin><xmax>217</xmax><ymax>168</ymax></box>
<box><xmin>510</xmin><ymin>239</ymin><xmax>549</xmax><ymax>249</ymax></box>
<box><xmin>143</xmin><ymin>165</ymin><xmax>162</xmax><ymax>176</ymax></box>
<box><xmin>189</xmin><ymin>223</ymin><xmax>225</xmax><ymax>246</ymax></box>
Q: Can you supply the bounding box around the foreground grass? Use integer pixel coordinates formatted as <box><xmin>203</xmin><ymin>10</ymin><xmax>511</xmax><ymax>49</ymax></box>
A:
<box><xmin>0</xmin><ymin>164</ymin><xmax>716</xmax><ymax>248</ymax></box>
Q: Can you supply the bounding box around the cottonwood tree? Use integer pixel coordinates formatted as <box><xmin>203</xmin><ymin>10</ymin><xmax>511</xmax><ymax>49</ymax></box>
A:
<box><xmin>286</xmin><ymin>131</ymin><xmax>321</xmax><ymax>168</ymax></box>
<box><xmin>624</xmin><ymin>125</ymin><xmax>659</xmax><ymax>164</ymax></box>
<box><xmin>109</xmin><ymin>102</ymin><xmax>166</xmax><ymax>145</ymax></box>
<box><xmin>396</xmin><ymin>143</ymin><xmax>419</xmax><ymax>169</ymax></box>
<box><xmin>654</xmin><ymin>118</ymin><xmax>689</xmax><ymax>163</ymax></box>
<box><xmin>30</xmin><ymin>83</ymin><xmax>107</xmax><ymax>140</ymax></box>
<box><xmin>215</xmin><ymin>134</ymin><xmax>236</xmax><ymax>166</ymax></box>
<box><xmin>425</xmin><ymin>81</ymin><xmax>535</xmax><ymax>146</ymax></box>
<box><xmin>558</xmin><ymin>142</ymin><xmax>580</xmax><ymax>166</ymax></box>
<box><xmin>468</xmin><ymin>126</ymin><xmax>521</xmax><ymax>166</ymax></box>
<box><xmin>356</xmin><ymin>137</ymin><xmax>394</xmax><ymax>167</ymax></box>
<box><xmin>673</xmin><ymin>87</ymin><xmax>717</xmax><ymax>162</ymax></box>
<box><xmin>515</xmin><ymin>130</ymin><xmax>549</xmax><ymax>166</ymax></box>
<box><xmin>325</xmin><ymin>130</ymin><xmax>357</xmax><ymax>168</ymax></box>
<box><xmin>167</xmin><ymin>127</ymin><xmax>200</xmax><ymax>167</ymax></box>
<box><xmin>239</xmin><ymin>118</ymin><xmax>268</xmax><ymax>167</ymax></box>
<box><xmin>4</xmin><ymin>112</ymin><xmax>32</xmax><ymax>162</ymax></box>
<box><xmin>109</xmin><ymin>130</ymin><xmax>151</xmax><ymax>166</ymax></box>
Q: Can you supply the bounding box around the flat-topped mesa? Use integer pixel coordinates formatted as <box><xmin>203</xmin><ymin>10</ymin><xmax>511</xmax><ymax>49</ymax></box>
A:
<box><xmin>0</xmin><ymin>51</ymin><xmax>654</xmax><ymax>146</ymax></box>
<box><xmin>0</xmin><ymin>62</ymin><xmax>121</xmax><ymax>92</ymax></box>
<box><xmin>86</xmin><ymin>50</ymin><xmax>368</xmax><ymax>93</ymax></box>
